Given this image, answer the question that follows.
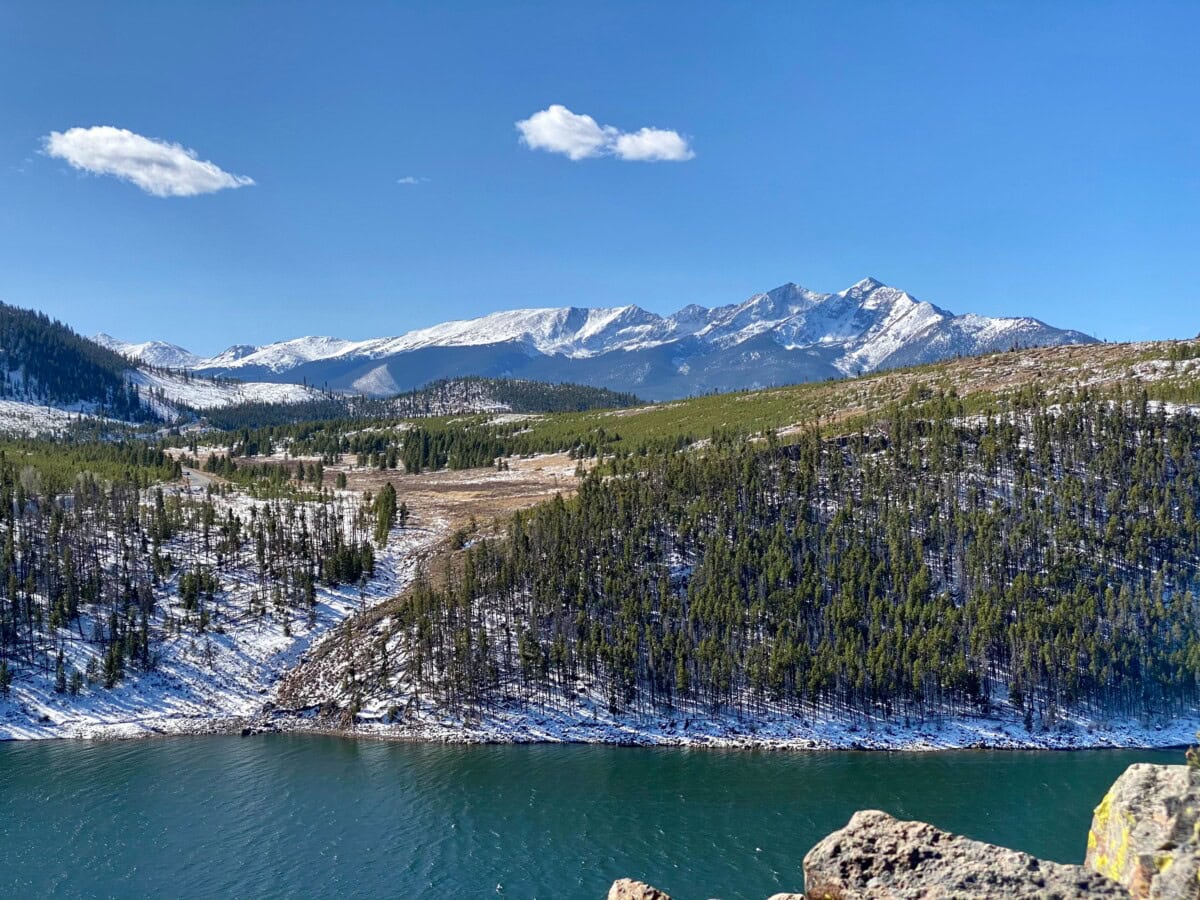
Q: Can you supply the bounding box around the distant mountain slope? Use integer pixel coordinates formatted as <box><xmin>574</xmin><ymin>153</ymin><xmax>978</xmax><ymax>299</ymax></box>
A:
<box><xmin>0</xmin><ymin>302</ymin><xmax>149</xmax><ymax>420</ymax></box>
<box><xmin>129</xmin><ymin>369</ymin><xmax>326</xmax><ymax>418</ymax></box>
<box><xmin>0</xmin><ymin>305</ymin><xmax>332</xmax><ymax>434</ymax></box>
<box><xmin>0</xmin><ymin>299</ymin><xmax>639</xmax><ymax>434</ymax></box>
<box><xmin>196</xmin><ymin>377</ymin><xmax>641</xmax><ymax>429</ymax></box>
<box><xmin>94</xmin><ymin>333</ymin><xmax>203</xmax><ymax>370</ymax></box>
<box><xmin>102</xmin><ymin>278</ymin><xmax>1096</xmax><ymax>400</ymax></box>
<box><xmin>389</xmin><ymin>377</ymin><xmax>639</xmax><ymax>415</ymax></box>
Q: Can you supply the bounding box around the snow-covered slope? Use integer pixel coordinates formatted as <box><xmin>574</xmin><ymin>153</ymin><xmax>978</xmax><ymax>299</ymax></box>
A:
<box><xmin>0</xmin><ymin>370</ymin><xmax>327</xmax><ymax>434</ymax></box>
<box><xmin>128</xmin><ymin>369</ymin><xmax>326</xmax><ymax>414</ymax></box>
<box><xmin>95</xmin><ymin>333</ymin><xmax>205</xmax><ymax>370</ymax></box>
<box><xmin>203</xmin><ymin>336</ymin><xmax>364</xmax><ymax>373</ymax></box>
<box><xmin>96</xmin><ymin>278</ymin><xmax>1096</xmax><ymax>400</ymax></box>
<box><xmin>0</xmin><ymin>398</ymin><xmax>114</xmax><ymax>435</ymax></box>
<box><xmin>368</xmin><ymin>304</ymin><xmax>681</xmax><ymax>358</ymax></box>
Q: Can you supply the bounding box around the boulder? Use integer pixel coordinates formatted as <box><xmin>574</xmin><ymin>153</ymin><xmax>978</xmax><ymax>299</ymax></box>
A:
<box><xmin>802</xmin><ymin>809</ymin><xmax>1124</xmax><ymax>899</ymax></box>
<box><xmin>1085</xmin><ymin>763</ymin><xmax>1200</xmax><ymax>899</ymax></box>
<box><xmin>607</xmin><ymin>878</ymin><xmax>671</xmax><ymax>900</ymax></box>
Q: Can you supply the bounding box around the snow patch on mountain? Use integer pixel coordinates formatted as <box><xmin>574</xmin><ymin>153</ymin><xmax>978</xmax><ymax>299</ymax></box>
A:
<box><xmin>351</xmin><ymin>364</ymin><xmax>401</xmax><ymax>396</ymax></box>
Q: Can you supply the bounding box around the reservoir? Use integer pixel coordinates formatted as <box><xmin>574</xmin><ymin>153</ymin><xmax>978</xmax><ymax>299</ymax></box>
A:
<box><xmin>0</xmin><ymin>737</ymin><xmax>1175</xmax><ymax>898</ymax></box>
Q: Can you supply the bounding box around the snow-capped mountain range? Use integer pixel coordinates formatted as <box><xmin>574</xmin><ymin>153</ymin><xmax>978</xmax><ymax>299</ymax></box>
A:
<box><xmin>96</xmin><ymin>278</ymin><xmax>1096</xmax><ymax>400</ymax></box>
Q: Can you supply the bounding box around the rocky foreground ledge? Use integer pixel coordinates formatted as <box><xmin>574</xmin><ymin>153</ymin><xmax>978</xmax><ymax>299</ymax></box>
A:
<box><xmin>609</xmin><ymin>763</ymin><xmax>1199</xmax><ymax>899</ymax></box>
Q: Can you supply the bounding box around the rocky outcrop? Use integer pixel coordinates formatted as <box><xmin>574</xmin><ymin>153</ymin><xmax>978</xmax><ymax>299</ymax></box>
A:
<box><xmin>1086</xmin><ymin>763</ymin><xmax>1200</xmax><ymax>899</ymax></box>
<box><xmin>801</xmin><ymin>809</ymin><xmax>1124</xmax><ymax>898</ymax></box>
<box><xmin>609</xmin><ymin>762</ymin><xmax>1200</xmax><ymax>899</ymax></box>
<box><xmin>607</xmin><ymin>879</ymin><xmax>671</xmax><ymax>900</ymax></box>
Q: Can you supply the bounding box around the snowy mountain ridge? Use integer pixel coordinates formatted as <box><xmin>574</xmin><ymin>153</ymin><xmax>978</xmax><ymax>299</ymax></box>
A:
<box><xmin>93</xmin><ymin>334</ymin><xmax>205</xmax><ymax>370</ymax></box>
<box><xmin>95</xmin><ymin>278</ymin><xmax>1096</xmax><ymax>400</ymax></box>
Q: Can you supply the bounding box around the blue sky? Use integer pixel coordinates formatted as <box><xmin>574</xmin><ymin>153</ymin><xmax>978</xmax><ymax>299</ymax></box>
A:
<box><xmin>1</xmin><ymin>2</ymin><xmax>1197</xmax><ymax>353</ymax></box>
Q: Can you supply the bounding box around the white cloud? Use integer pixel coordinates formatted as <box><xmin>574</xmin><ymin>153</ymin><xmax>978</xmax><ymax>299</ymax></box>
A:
<box><xmin>43</xmin><ymin>126</ymin><xmax>255</xmax><ymax>197</ymax></box>
<box><xmin>613</xmin><ymin>127</ymin><xmax>695</xmax><ymax>162</ymax></box>
<box><xmin>516</xmin><ymin>105</ymin><xmax>616</xmax><ymax>160</ymax></box>
<box><xmin>515</xmin><ymin>104</ymin><xmax>693</xmax><ymax>162</ymax></box>
<box><xmin>396</xmin><ymin>176</ymin><xmax>429</xmax><ymax>185</ymax></box>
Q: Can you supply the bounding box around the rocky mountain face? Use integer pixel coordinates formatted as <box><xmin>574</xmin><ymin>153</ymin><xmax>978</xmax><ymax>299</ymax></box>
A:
<box><xmin>98</xmin><ymin>279</ymin><xmax>1095</xmax><ymax>400</ymax></box>
<box><xmin>608</xmin><ymin>762</ymin><xmax>1197</xmax><ymax>899</ymax></box>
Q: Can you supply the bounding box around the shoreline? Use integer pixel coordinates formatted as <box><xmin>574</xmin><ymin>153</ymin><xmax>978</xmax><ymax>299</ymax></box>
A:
<box><xmin>3</xmin><ymin>708</ymin><xmax>1193</xmax><ymax>753</ymax></box>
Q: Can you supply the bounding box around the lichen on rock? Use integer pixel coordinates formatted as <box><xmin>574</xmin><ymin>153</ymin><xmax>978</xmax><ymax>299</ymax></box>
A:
<box><xmin>1085</xmin><ymin>763</ymin><xmax>1200</xmax><ymax>899</ymax></box>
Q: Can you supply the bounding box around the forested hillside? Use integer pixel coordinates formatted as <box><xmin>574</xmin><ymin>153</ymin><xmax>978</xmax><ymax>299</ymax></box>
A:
<box><xmin>0</xmin><ymin>303</ymin><xmax>148</xmax><ymax>421</ymax></box>
<box><xmin>7</xmin><ymin>338</ymin><xmax>1200</xmax><ymax>745</ymax></box>
<box><xmin>0</xmin><ymin>438</ymin><xmax>392</xmax><ymax>711</ymax></box>
<box><xmin>392</xmin><ymin>377</ymin><xmax>640</xmax><ymax>414</ymax></box>
<box><xmin>319</xmin><ymin>389</ymin><xmax>1200</xmax><ymax>732</ymax></box>
<box><xmin>195</xmin><ymin>377</ymin><xmax>639</xmax><ymax>429</ymax></box>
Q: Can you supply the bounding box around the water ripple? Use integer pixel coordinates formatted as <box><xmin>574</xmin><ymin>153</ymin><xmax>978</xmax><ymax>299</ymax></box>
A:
<box><xmin>0</xmin><ymin>737</ymin><xmax>1174</xmax><ymax>899</ymax></box>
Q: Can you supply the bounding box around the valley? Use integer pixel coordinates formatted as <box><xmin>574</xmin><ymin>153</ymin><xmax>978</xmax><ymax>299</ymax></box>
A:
<box><xmin>1</xmin><ymin>309</ymin><xmax>1199</xmax><ymax>751</ymax></box>
<box><xmin>10</xmin><ymin>9</ymin><xmax>1195</xmax><ymax>896</ymax></box>
<box><xmin>0</xmin><ymin>441</ymin><xmax>581</xmax><ymax>740</ymax></box>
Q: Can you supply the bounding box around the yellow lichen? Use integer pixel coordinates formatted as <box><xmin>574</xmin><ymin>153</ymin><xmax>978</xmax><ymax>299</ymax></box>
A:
<box><xmin>1093</xmin><ymin>790</ymin><xmax>1113</xmax><ymax>827</ymax></box>
<box><xmin>1088</xmin><ymin>787</ymin><xmax>1149</xmax><ymax>885</ymax></box>
<box><xmin>1092</xmin><ymin>817</ymin><xmax>1133</xmax><ymax>881</ymax></box>
<box><xmin>1156</xmin><ymin>853</ymin><xmax>1174</xmax><ymax>873</ymax></box>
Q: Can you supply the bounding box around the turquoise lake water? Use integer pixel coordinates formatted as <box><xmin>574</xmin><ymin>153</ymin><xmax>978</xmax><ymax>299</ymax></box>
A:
<box><xmin>0</xmin><ymin>736</ymin><xmax>1175</xmax><ymax>898</ymax></box>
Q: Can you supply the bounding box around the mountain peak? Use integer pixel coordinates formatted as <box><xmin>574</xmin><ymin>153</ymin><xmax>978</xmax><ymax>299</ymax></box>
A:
<box><xmin>93</xmin><ymin>333</ymin><xmax>202</xmax><ymax>370</ymax></box>
<box><xmin>763</xmin><ymin>281</ymin><xmax>815</xmax><ymax>299</ymax></box>
<box><xmin>848</xmin><ymin>276</ymin><xmax>884</xmax><ymax>294</ymax></box>
<box><xmin>94</xmin><ymin>278</ymin><xmax>1096</xmax><ymax>400</ymax></box>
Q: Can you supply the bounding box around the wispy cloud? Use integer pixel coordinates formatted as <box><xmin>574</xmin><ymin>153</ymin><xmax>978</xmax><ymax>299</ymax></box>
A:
<box><xmin>396</xmin><ymin>176</ymin><xmax>429</xmax><ymax>185</ymax></box>
<box><xmin>43</xmin><ymin>126</ymin><xmax>254</xmax><ymax>197</ymax></box>
<box><xmin>515</xmin><ymin>104</ymin><xmax>694</xmax><ymax>162</ymax></box>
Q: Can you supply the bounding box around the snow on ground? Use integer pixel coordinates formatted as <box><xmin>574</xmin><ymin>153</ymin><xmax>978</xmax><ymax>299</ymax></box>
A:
<box><xmin>130</xmin><ymin>369</ymin><xmax>325</xmax><ymax>412</ymax></box>
<box><xmin>282</xmin><ymin>686</ymin><xmax>1200</xmax><ymax>752</ymax></box>
<box><xmin>0</xmin><ymin>491</ymin><xmax>445</xmax><ymax>741</ymax></box>
<box><xmin>0</xmin><ymin>398</ymin><xmax>111</xmax><ymax>435</ymax></box>
<box><xmin>0</xmin><ymin>368</ymin><xmax>332</xmax><ymax>436</ymax></box>
<box><xmin>2</xmin><ymin>434</ymin><xmax>1196</xmax><ymax>750</ymax></box>
<box><xmin>274</xmin><ymin>569</ymin><xmax>1199</xmax><ymax>752</ymax></box>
